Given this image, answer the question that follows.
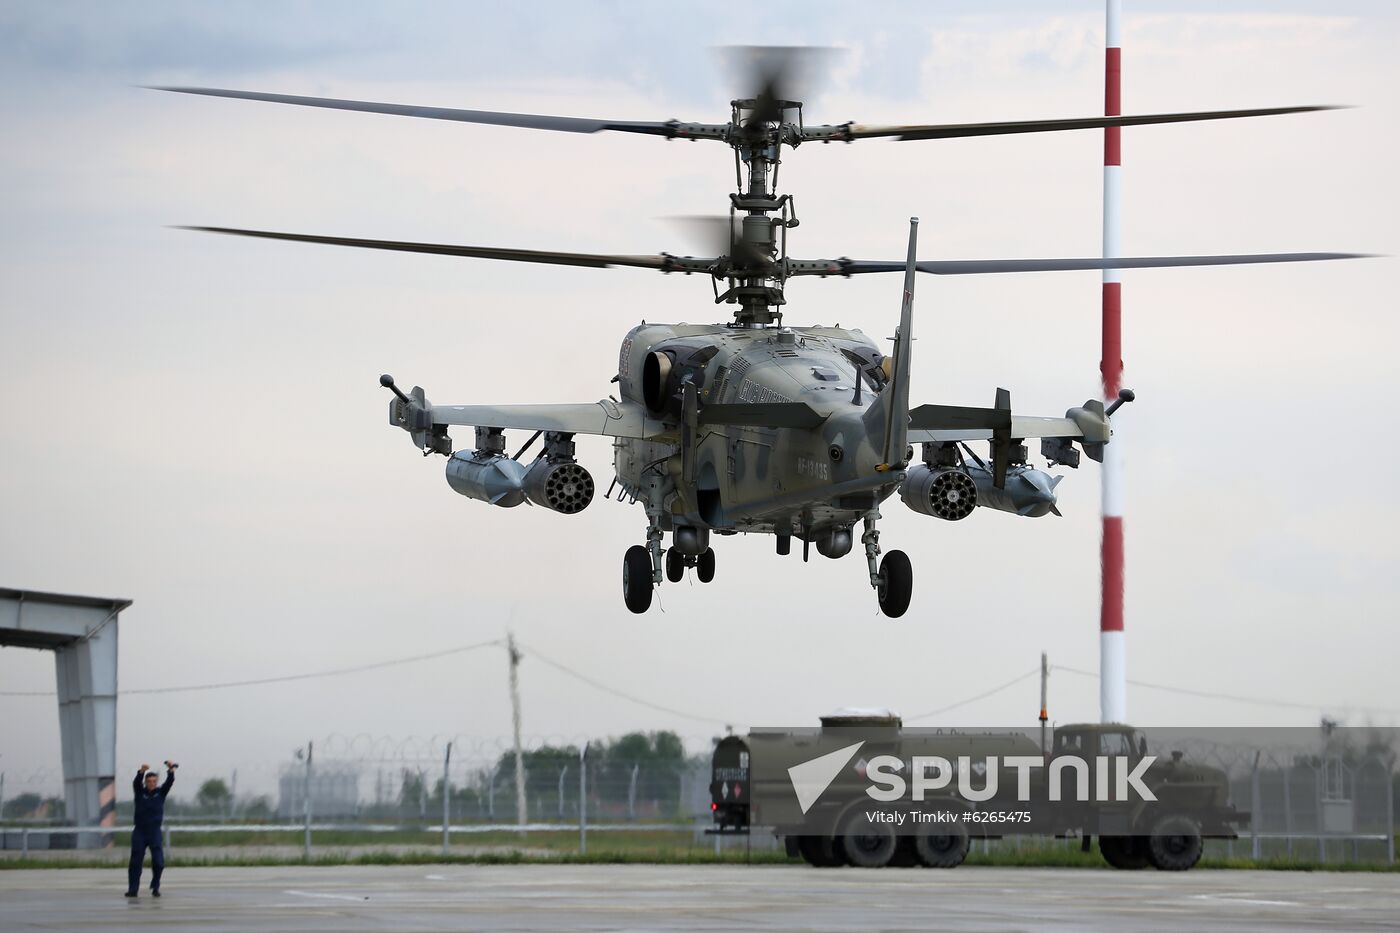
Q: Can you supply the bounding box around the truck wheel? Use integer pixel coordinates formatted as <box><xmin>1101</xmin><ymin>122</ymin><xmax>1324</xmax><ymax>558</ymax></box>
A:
<box><xmin>1146</xmin><ymin>814</ymin><xmax>1203</xmax><ymax>871</ymax></box>
<box><xmin>889</xmin><ymin>837</ymin><xmax>919</xmax><ymax>867</ymax></box>
<box><xmin>914</xmin><ymin>822</ymin><xmax>970</xmax><ymax>868</ymax></box>
<box><xmin>798</xmin><ymin>834</ymin><xmax>845</xmax><ymax>868</ymax></box>
<box><xmin>839</xmin><ymin>813</ymin><xmax>898</xmax><ymax>868</ymax></box>
<box><xmin>1099</xmin><ymin>835</ymin><xmax>1150</xmax><ymax>870</ymax></box>
<box><xmin>623</xmin><ymin>545</ymin><xmax>653</xmax><ymax>613</ymax></box>
<box><xmin>877</xmin><ymin>550</ymin><xmax>912</xmax><ymax>618</ymax></box>
<box><xmin>665</xmin><ymin>547</ymin><xmax>685</xmax><ymax>583</ymax></box>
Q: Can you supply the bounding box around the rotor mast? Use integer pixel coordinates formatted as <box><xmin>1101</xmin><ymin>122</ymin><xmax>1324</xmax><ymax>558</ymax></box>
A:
<box><xmin>723</xmin><ymin>97</ymin><xmax>800</xmax><ymax>327</ymax></box>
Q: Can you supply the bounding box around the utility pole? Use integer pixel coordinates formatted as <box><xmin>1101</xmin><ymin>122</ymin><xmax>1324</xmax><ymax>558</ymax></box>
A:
<box><xmin>1039</xmin><ymin>652</ymin><xmax>1050</xmax><ymax>756</ymax></box>
<box><xmin>441</xmin><ymin>742</ymin><xmax>452</xmax><ymax>855</ymax></box>
<box><xmin>229</xmin><ymin>769</ymin><xmax>237</xmax><ymax>821</ymax></box>
<box><xmin>508</xmin><ymin>632</ymin><xmax>527</xmax><ymax>831</ymax></box>
<box><xmin>301</xmin><ymin>740</ymin><xmax>313</xmax><ymax>860</ymax></box>
<box><xmin>578</xmin><ymin>742</ymin><xmax>588</xmax><ymax>855</ymax></box>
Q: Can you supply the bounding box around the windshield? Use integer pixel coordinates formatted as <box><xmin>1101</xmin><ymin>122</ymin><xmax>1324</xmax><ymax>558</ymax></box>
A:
<box><xmin>1099</xmin><ymin>731</ymin><xmax>1134</xmax><ymax>756</ymax></box>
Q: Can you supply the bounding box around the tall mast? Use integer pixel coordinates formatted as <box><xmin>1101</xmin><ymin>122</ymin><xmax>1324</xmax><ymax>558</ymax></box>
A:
<box><xmin>1100</xmin><ymin>0</ymin><xmax>1127</xmax><ymax>724</ymax></box>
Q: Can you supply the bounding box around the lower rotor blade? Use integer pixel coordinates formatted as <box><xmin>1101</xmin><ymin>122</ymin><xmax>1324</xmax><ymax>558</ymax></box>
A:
<box><xmin>917</xmin><ymin>253</ymin><xmax>1372</xmax><ymax>274</ymax></box>
<box><xmin>177</xmin><ymin>226</ymin><xmax>687</xmax><ymax>270</ymax></box>
<box><xmin>796</xmin><ymin>253</ymin><xmax>1371</xmax><ymax>277</ymax></box>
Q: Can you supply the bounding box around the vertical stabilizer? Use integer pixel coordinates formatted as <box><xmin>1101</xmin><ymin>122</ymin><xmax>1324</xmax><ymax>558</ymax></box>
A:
<box><xmin>878</xmin><ymin>217</ymin><xmax>918</xmax><ymax>469</ymax></box>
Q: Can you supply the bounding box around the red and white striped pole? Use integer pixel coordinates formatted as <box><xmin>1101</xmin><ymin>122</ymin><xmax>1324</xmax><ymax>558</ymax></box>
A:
<box><xmin>1100</xmin><ymin>0</ymin><xmax>1127</xmax><ymax>724</ymax></box>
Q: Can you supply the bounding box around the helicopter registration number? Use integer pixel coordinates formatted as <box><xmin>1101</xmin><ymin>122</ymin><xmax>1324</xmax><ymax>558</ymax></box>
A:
<box><xmin>797</xmin><ymin>456</ymin><xmax>830</xmax><ymax>480</ymax></box>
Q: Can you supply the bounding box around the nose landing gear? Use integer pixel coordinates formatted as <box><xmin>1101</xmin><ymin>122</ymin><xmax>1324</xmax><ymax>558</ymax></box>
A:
<box><xmin>663</xmin><ymin>542</ymin><xmax>716</xmax><ymax>584</ymax></box>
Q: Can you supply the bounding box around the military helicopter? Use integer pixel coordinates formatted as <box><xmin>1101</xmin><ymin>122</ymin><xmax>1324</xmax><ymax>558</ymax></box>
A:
<box><xmin>155</xmin><ymin>49</ymin><xmax>1362</xmax><ymax>617</ymax></box>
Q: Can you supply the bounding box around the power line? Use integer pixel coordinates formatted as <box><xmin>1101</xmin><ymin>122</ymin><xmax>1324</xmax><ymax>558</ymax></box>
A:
<box><xmin>1053</xmin><ymin>664</ymin><xmax>1400</xmax><ymax>716</ymax></box>
<box><xmin>516</xmin><ymin>641</ymin><xmax>731</xmax><ymax>727</ymax></box>
<box><xmin>0</xmin><ymin>639</ymin><xmax>503</xmax><ymax>696</ymax></box>
<box><xmin>904</xmin><ymin>669</ymin><xmax>1040</xmax><ymax>722</ymax></box>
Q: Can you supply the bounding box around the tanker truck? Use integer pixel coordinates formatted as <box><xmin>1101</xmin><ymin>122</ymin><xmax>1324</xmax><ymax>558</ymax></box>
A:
<box><xmin>710</xmin><ymin>710</ymin><xmax>1246</xmax><ymax>871</ymax></box>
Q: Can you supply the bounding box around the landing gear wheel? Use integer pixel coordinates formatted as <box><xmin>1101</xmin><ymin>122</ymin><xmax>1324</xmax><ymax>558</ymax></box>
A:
<box><xmin>696</xmin><ymin>547</ymin><xmax>716</xmax><ymax>583</ymax></box>
<box><xmin>1099</xmin><ymin>835</ymin><xmax>1150</xmax><ymax>870</ymax></box>
<box><xmin>1146</xmin><ymin>814</ymin><xmax>1203</xmax><ymax>871</ymax></box>
<box><xmin>797</xmin><ymin>834</ymin><xmax>845</xmax><ymax>868</ymax></box>
<box><xmin>839</xmin><ymin>812</ymin><xmax>898</xmax><ymax>868</ymax></box>
<box><xmin>914</xmin><ymin>820</ymin><xmax>970</xmax><ymax>868</ymax></box>
<box><xmin>623</xmin><ymin>545</ymin><xmax>654</xmax><ymax>614</ymax></box>
<box><xmin>665</xmin><ymin>548</ymin><xmax>685</xmax><ymax>583</ymax></box>
<box><xmin>876</xmin><ymin>550</ymin><xmax>912</xmax><ymax>618</ymax></box>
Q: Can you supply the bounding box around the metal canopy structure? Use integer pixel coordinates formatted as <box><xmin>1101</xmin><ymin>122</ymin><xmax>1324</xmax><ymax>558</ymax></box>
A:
<box><xmin>0</xmin><ymin>587</ymin><xmax>130</xmax><ymax>847</ymax></box>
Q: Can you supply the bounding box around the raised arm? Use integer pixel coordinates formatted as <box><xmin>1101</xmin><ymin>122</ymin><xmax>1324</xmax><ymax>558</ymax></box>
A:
<box><xmin>133</xmin><ymin>763</ymin><xmax>149</xmax><ymax>794</ymax></box>
<box><xmin>161</xmin><ymin>760</ymin><xmax>178</xmax><ymax>795</ymax></box>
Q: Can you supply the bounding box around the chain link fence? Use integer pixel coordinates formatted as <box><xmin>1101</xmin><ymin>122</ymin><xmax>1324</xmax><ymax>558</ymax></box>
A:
<box><xmin>3</xmin><ymin>729</ymin><xmax>1394</xmax><ymax>864</ymax></box>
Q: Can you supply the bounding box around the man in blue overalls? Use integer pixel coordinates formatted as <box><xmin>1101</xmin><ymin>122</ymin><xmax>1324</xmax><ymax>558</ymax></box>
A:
<box><xmin>125</xmin><ymin>761</ymin><xmax>176</xmax><ymax>897</ymax></box>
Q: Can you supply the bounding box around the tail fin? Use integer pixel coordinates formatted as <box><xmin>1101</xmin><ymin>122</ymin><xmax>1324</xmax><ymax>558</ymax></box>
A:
<box><xmin>878</xmin><ymin>217</ymin><xmax>918</xmax><ymax>469</ymax></box>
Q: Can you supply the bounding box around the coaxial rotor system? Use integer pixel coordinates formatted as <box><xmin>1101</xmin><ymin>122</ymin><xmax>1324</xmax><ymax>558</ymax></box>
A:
<box><xmin>155</xmin><ymin>46</ymin><xmax>1364</xmax><ymax>325</ymax></box>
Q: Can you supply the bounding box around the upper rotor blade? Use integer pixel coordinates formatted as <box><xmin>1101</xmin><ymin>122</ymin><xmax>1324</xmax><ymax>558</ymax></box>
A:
<box><xmin>150</xmin><ymin>86</ymin><xmax>685</xmax><ymax>137</ymax></box>
<box><xmin>796</xmin><ymin>253</ymin><xmax>1371</xmax><ymax>277</ymax></box>
<box><xmin>815</xmin><ymin>105</ymin><xmax>1345</xmax><ymax>142</ymax></box>
<box><xmin>720</xmin><ymin>45</ymin><xmax>836</xmax><ymax>124</ymax></box>
<box><xmin>178</xmin><ymin>226</ymin><xmax>700</xmax><ymax>271</ymax></box>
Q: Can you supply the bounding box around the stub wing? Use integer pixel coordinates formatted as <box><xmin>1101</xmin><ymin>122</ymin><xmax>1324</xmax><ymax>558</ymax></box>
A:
<box><xmin>909</xmin><ymin>414</ymin><xmax>1089</xmax><ymax>444</ymax></box>
<box><xmin>907</xmin><ymin>395</ymin><xmax>1114</xmax><ymax>474</ymax></box>
<box><xmin>426</xmin><ymin>399</ymin><xmax>669</xmax><ymax>439</ymax></box>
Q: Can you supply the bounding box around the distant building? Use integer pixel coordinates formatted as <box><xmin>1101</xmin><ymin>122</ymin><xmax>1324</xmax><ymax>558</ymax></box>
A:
<box><xmin>277</xmin><ymin>765</ymin><xmax>359</xmax><ymax>819</ymax></box>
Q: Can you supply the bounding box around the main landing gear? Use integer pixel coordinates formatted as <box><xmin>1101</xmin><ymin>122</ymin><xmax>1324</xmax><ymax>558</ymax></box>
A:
<box><xmin>863</xmin><ymin>510</ymin><xmax>912</xmax><ymax>618</ymax></box>
<box><xmin>623</xmin><ymin>545</ymin><xmax>653</xmax><ymax>613</ymax></box>
<box><xmin>622</xmin><ymin>519</ymin><xmax>715</xmax><ymax>614</ymax></box>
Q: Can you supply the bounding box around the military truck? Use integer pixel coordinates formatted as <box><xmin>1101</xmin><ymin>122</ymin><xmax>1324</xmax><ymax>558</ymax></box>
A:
<box><xmin>709</xmin><ymin>735</ymin><xmax>750</xmax><ymax>831</ymax></box>
<box><xmin>711</xmin><ymin>711</ymin><xmax>1246</xmax><ymax>871</ymax></box>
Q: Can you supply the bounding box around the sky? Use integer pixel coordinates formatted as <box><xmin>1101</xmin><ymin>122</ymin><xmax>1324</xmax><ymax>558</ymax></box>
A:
<box><xmin>1</xmin><ymin>1</ymin><xmax>1397</xmax><ymax>800</ymax></box>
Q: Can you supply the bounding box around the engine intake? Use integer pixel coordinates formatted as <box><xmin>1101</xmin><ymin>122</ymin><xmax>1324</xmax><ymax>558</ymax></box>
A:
<box><xmin>642</xmin><ymin>350</ymin><xmax>673</xmax><ymax>414</ymax></box>
<box><xmin>901</xmin><ymin>464</ymin><xmax>977</xmax><ymax>521</ymax></box>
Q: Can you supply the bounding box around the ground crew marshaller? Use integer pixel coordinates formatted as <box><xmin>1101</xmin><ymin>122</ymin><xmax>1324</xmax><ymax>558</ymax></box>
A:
<box><xmin>125</xmin><ymin>761</ymin><xmax>176</xmax><ymax>897</ymax></box>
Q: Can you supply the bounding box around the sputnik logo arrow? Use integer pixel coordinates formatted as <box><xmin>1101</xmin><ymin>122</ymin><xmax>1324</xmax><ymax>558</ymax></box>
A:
<box><xmin>788</xmin><ymin>741</ymin><xmax>865</xmax><ymax>815</ymax></box>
